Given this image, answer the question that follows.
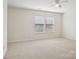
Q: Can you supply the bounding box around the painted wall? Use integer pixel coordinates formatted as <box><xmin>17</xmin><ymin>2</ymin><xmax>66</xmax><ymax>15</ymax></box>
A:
<box><xmin>63</xmin><ymin>0</ymin><xmax>76</xmax><ymax>40</ymax></box>
<box><xmin>3</xmin><ymin>0</ymin><xmax>7</xmax><ymax>56</ymax></box>
<box><xmin>7</xmin><ymin>7</ymin><xmax>62</xmax><ymax>42</ymax></box>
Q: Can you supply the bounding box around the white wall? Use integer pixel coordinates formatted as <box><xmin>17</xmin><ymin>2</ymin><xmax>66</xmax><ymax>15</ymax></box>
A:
<box><xmin>3</xmin><ymin>0</ymin><xmax>7</xmax><ymax>56</ymax></box>
<box><xmin>63</xmin><ymin>0</ymin><xmax>76</xmax><ymax>40</ymax></box>
<box><xmin>8</xmin><ymin>7</ymin><xmax>62</xmax><ymax>42</ymax></box>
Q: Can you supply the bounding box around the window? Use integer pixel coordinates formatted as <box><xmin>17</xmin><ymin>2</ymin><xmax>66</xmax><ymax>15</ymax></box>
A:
<box><xmin>35</xmin><ymin>16</ymin><xmax>45</xmax><ymax>32</ymax></box>
<box><xmin>46</xmin><ymin>16</ymin><xmax>55</xmax><ymax>32</ymax></box>
<box><xmin>34</xmin><ymin>16</ymin><xmax>55</xmax><ymax>33</ymax></box>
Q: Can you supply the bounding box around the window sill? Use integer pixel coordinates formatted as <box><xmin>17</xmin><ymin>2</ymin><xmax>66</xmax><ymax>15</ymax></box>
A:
<box><xmin>35</xmin><ymin>31</ymin><xmax>55</xmax><ymax>34</ymax></box>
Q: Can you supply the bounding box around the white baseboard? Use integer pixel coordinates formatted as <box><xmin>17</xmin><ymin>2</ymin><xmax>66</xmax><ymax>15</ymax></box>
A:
<box><xmin>3</xmin><ymin>47</ymin><xmax>7</xmax><ymax>57</ymax></box>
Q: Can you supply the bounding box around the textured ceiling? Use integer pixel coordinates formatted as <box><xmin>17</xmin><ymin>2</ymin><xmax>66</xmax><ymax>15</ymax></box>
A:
<box><xmin>8</xmin><ymin>0</ymin><xmax>75</xmax><ymax>13</ymax></box>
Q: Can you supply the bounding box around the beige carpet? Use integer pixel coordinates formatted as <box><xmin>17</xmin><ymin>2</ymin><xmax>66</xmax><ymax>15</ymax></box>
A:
<box><xmin>4</xmin><ymin>38</ymin><xmax>76</xmax><ymax>59</ymax></box>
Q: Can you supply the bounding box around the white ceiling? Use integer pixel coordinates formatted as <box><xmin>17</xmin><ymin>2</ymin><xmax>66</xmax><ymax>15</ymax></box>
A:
<box><xmin>8</xmin><ymin>0</ymin><xmax>75</xmax><ymax>13</ymax></box>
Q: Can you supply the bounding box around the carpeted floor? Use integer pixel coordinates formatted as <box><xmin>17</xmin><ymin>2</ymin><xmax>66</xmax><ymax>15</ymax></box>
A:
<box><xmin>4</xmin><ymin>38</ymin><xmax>76</xmax><ymax>59</ymax></box>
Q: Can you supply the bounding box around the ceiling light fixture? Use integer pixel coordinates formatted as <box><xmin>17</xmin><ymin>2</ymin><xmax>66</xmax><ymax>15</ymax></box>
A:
<box><xmin>55</xmin><ymin>4</ymin><xmax>62</xmax><ymax>7</ymax></box>
<box><xmin>50</xmin><ymin>0</ymin><xmax>68</xmax><ymax>8</ymax></box>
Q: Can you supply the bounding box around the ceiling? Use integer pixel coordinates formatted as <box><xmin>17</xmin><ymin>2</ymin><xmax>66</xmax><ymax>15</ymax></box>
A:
<box><xmin>8</xmin><ymin>0</ymin><xmax>75</xmax><ymax>13</ymax></box>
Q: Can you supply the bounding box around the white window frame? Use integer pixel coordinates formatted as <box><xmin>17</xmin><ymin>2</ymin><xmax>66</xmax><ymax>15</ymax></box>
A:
<box><xmin>34</xmin><ymin>16</ymin><xmax>55</xmax><ymax>33</ymax></box>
